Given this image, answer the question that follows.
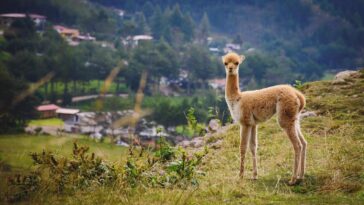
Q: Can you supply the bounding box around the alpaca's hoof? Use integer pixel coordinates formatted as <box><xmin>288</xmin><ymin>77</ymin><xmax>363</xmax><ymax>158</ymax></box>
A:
<box><xmin>239</xmin><ymin>172</ymin><xmax>244</xmax><ymax>179</ymax></box>
<box><xmin>288</xmin><ymin>179</ymin><xmax>298</xmax><ymax>186</ymax></box>
<box><xmin>288</xmin><ymin>178</ymin><xmax>302</xmax><ymax>186</ymax></box>
<box><xmin>251</xmin><ymin>176</ymin><xmax>258</xmax><ymax>180</ymax></box>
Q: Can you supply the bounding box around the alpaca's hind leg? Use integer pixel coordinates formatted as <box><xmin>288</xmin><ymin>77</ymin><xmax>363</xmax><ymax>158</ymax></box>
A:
<box><xmin>239</xmin><ymin>124</ymin><xmax>252</xmax><ymax>178</ymax></box>
<box><xmin>283</xmin><ymin>125</ymin><xmax>302</xmax><ymax>185</ymax></box>
<box><xmin>296</xmin><ymin>122</ymin><xmax>307</xmax><ymax>179</ymax></box>
<box><xmin>250</xmin><ymin>125</ymin><xmax>258</xmax><ymax>179</ymax></box>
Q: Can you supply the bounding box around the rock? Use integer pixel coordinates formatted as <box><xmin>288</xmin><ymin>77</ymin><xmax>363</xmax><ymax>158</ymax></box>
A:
<box><xmin>208</xmin><ymin>119</ymin><xmax>221</xmax><ymax>132</ymax></box>
<box><xmin>209</xmin><ymin>140</ymin><xmax>223</xmax><ymax>149</ymax></box>
<box><xmin>191</xmin><ymin>137</ymin><xmax>204</xmax><ymax>148</ymax></box>
<box><xmin>332</xmin><ymin>70</ymin><xmax>360</xmax><ymax>84</ymax></box>
<box><xmin>90</xmin><ymin>132</ymin><xmax>103</xmax><ymax>139</ymax></box>
<box><xmin>116</xmin><ymin>140</ymin><xmax>129</xmax><ymax>147</ymax></box>
<box><xmin>179</xmin><ymin>140</ymin><xmax>191</xmax><ymax>148</ymax></box>
<box><xmin>300</xmin><ymin>111</ymin><xmax>317</xmax><ymax>119</ymax></box>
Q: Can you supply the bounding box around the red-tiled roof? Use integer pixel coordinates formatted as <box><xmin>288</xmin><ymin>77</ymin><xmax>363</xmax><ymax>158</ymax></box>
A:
<box><xmin>208</xmin><ymin>78</ymin><xmax>226</xmax><ymax>85</ymax></box>
<box><xmin>53</xmin><ymin>25</ymin><xmax>79</xmax><ymax>36</ymax></box>
<box><xmin>37</xmin><ymin>104</ymin><xmax>60</xmax><ymax>111</ymax></box>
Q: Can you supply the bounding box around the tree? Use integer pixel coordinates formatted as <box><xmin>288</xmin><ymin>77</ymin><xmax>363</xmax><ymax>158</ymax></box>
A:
<box><xmin>134</xmin><ymin>12</ymin><xmax>151</xmax><ymax>34</ymax></box>
<box><xmin>142</xmin><ymin>1</ymin><xmax>155</xmax><ymax>19</ymax></box>
<box><xmin>232</xmin><ymin>34</ymin><xmax>243</xmax><ymax>45</ymax></box>
<box><xmin>5</xmin><ymin>16</ymin><xmax>36</xmax><ymax>40</ymax></box>
<box><xmin>0</xmin><ymin>64</ymin><xmax>38</xmax><ymax>133</ymax></box>
<box><xmin>155</xmin><ymin>38</ymin><xmax>179</xmax><ymax>78</ymax></box>
<box><xmin>184</xmin><ymin>45</ymin><xmax>216</xmax><ymax>91</ymax></box>
<box><xmin>7</xmin><ymin>51</ymin><xmax>44</xmax><ymax>82</ymax></box>
<box><xmin>181</xmin><ymin>12</ymin><xmax>195</xmax><ymax>41</ymax></box>
<box><xmin>150</xmin><ymin>6</ymin><xmax>167</xmax><ymax>39</ymax></box>
<box><xmin>198</xmin><ymin>12</ymin><xmax>210</xmax><ymax>45</ymax></box>
<box><xmin>119</xmin><ymin>20</ymin><xmax>138</xmax><ymax>37</ymax></box>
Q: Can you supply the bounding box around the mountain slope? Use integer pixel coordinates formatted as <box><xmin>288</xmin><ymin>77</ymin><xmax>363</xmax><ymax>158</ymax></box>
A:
<box><xmin>4</xmin><ymin>70</ymin><xmax>362</xmax><ymax>204</ymax></box>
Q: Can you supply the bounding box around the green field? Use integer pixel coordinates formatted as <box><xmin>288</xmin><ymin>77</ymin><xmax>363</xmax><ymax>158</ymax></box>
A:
<box><xmin>0</xmin><ymin>135</ymin><xmax>128</xmax><ymax>171</ymax></box>
<box><xmin>1</xmin><ymin>71</ymin><xmax>364</xmax><ymax>204</ymax></box>
<box><xmin>28</xmin><ymin>118</ymin><xmax>64</xmax><ymax>127</ymax></box>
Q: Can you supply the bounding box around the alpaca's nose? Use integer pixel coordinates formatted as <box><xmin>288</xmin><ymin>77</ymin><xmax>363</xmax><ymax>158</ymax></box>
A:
<box><xmin>229</xmin><ymin>68</ymin><xmax>233</xmax><ymax>72</ymax></box>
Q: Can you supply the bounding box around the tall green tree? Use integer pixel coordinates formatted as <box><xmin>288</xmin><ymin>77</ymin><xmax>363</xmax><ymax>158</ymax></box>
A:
<box><xmin>134</xmin><ymin>12</ymin><xmax>151</xmax><ymax>34</ymax></box>
<box><xmin>0</xmin><ymin>64</ymin><xmax>38</xmax><ymax>133</ymax></box>
<box><xmin>150</xmin><ymin>6</ymin><xmax>167</xmax><ymax>39</ymax></box>
<box><xmin>198</xmin><ymin>12</ymin><xmax>210</xmax><ymax>45</ymax></box>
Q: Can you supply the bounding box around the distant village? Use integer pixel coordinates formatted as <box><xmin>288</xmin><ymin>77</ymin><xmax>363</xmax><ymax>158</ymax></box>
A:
<box><xmin>0</xmin><ymin>12</ymin><xmax>246</xmax><ymax>91</ymax></box>
<box><xmin>0</xmin><ymin>12</ymin><xmax>239</xmax><ymax>146</ymax></box>
<box><xmin>34</xmin><ymin>103</ymin><xmax>174</xmax><ymax>147</ymax></box>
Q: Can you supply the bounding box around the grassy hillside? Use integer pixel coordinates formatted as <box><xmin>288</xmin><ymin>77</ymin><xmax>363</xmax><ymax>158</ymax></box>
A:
<box><xmin>0</xmin><ymin>135</ymin><xmax>128</xmax><ymax>171</ymax></box>
<box><xmin>1</xmin><ymin>70</ymin><xmax>364</xmax><ymax>204</ymax></box>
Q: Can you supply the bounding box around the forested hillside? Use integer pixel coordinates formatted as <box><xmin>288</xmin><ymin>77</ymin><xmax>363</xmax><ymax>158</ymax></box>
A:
<box><xmin>91</xmin><ymin>0</ymin><xmax>364</xmax><ymax>80</ymax></box>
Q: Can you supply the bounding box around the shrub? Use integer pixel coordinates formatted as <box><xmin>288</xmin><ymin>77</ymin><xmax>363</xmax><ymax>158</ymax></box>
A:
<box><xmin>6</xmin><ymin>142</ymin><xmax>117</xmax><ymax>202</ymax></box>
<box><xmin>123</xmin><ymin>140</ymin><xmax>208</xmax><ymax>188</ymax></box>
<box><xmin>6</xmin><ymin>141</ymin><xmax>208</xmax><ymax>202</ymax></box>
<box><xmin>293</xmin><ymin>80</ymin><xmax>304</xmax><ymax>90</ymax></box>
<box><xmin>186</xmin><ymin>107</ymin><xmax>206</xmax><ymax>137</ymax></box>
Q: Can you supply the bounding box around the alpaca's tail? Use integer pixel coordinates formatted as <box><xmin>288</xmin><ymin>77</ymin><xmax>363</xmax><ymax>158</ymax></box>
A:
<box><xmin>296</xmin><ymin>91</ymin><xmax>306</xmax><ymax>112</ymax></box>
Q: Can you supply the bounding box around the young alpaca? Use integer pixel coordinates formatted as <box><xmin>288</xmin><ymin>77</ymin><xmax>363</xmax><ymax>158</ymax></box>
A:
<box><xmin>222</xmin><ymin>52</ymin><xmax>307</xmax><ymax>185</ymax></box>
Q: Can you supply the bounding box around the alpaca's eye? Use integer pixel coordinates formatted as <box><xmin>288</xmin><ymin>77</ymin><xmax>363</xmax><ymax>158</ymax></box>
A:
<box><xmin>234</xmin><ymin>62</ymin><xmax>239</xmax><ymax>65</ymax></box>
<box><xmin>224</xmin><ymin>62</ymin><xmax>228</xmax><ymax>66</ymax></box>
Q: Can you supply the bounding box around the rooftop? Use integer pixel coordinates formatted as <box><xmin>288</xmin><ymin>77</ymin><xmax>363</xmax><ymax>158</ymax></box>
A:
<box><xmin>36</xmin><ymin>104</ymin><xmax>60</xmax><ymax>111</ymax></box>
<box><xmin>133</xmin><ymin>35</ymin><xmax>153</xmax><ymax>41</ymax></box>
<box><xmin>53</xmin><ymin>25</ymin><xmax>79</xmax><ymax>35</ymax></box>
<box><xmin>56</xmin><ymin>108</ymin><xmax>80</xmax><ymax>115</ymax></box>
<box><xmin>0</xmin><ymin>13</ymin><xmax>46</xmax><ymax>19</ymax></box>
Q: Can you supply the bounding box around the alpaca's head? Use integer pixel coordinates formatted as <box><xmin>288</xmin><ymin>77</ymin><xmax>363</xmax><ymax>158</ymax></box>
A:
<box><xmin>222</xmin><ymin>52</ymin><xmax>245</xmax><ymax>75</ymax></box>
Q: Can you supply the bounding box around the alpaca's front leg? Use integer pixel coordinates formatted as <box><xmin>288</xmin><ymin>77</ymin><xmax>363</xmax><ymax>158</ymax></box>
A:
<box><xmin>239</xmin><ymin>124</ymin><xmax>251</xmax><ymax>178</ymax></box>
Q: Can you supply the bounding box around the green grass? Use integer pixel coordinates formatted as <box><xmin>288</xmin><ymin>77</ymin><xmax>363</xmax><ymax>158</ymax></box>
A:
<box><xmin>1</xmin><ymin>70</ymin><xmax>364</xmax><ymax>204</ymax></box>
<box><xmin>28</xmin><ymin>118</ymin><xmax>64</xmax><ymax>127</ymax></box>
<box><xmin>0</xmin><ymin>135</ymin><xmax>127</xmax><ymax>171</ymax></box>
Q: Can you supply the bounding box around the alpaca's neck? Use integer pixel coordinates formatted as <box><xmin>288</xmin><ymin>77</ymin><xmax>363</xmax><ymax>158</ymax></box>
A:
<box><xmin>225</xmin><ymin>74</ymin><xmax>240</xmax><ymax>99</ymax></box>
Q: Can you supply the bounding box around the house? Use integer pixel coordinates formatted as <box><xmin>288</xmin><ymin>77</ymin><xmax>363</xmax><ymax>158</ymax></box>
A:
<box><xmin>75</xmin><ymin>34</ymin><xmax>96</xmax><ymax>42</ymax></box>
<box><xmin>53</xmin><ymin>25</ymin><xmax>79</xmax><ymax>39</ymax></box>
<box><xmin>36</xmin><ymin>104</ymin><xmax>60</xmax><ymax>118</ymax></box>
<box><xmin>133</xmin><ymin>35</ymin><xmax>153</xmax><ymax>41</ymax></box>
<box><xmin>224</xmin><ymin>43</ymin><xmax>241</xmax><ymax>53</ymax></box>
<box><xmin>56</xmin><ymin>108</ymin><xmax>80</xmax><ymax>121</ymax></box>
<box><xmin>53</xmin><ymin>25</ymin><xmax>96</xmax><ymax>46</ymax></box>
<box><xmin>209</xmin><ymin>47</ymin><xmax>222</xmax><ymax>55</ymax></box>
<box><xmin>0</xmin><ymin>13</ymin><xmax>46</xmax><ymax>30</ymax></box>
<box><xmin>122</xmin><ymin>35</ymin><xmax>153</xmax><ymax>47</ymax></box>
<box><xmin>62</xmin><ymin>112</ymin><xmax>103</xmax><ymax>133</ymax></box>
<box><xmin>209</xmin><ymin>47</ymin><xmax>219</xmax><ymax>52</ymax></box>
<box><xmin>113</xmin><ymin>8</ymin><xmax>125</xmax><ymax>18</ymax></box>
<box><xmin>208</xmin><ymin>78</ymin><xmax>226</xmax><ymax>90</ymax></box>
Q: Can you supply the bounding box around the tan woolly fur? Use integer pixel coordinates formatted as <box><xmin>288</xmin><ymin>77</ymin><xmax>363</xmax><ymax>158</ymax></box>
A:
<box><xmin>222</xmin><ymin>52</ymin><xmax>307</xmax><ymax>185</ymax></box>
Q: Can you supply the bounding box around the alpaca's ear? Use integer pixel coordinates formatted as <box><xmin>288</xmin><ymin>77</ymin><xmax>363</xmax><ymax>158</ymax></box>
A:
<box><xmin>240</xmin><ymin>55</ymin><xmax>246</xmax><ymax>63</ymax></box>
<box><xmin>221</xmin><ymin>55</ymin><xmax>225</xmax><ymax>63</ymax></box>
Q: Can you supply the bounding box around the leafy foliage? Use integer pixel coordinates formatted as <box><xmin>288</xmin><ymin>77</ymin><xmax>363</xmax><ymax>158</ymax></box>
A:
<box><xmin>6</xmin><ymin>142</ymin><xmax>116</xmax><ymax>202</ymax></box>
<box><xmin>186</xmin><ymin>107</ymin><xmax>206</xmax><ymax>137</ymax></box>
<box><xmin>5</xmin><ymin>141</ymin><xmax>208</xmax><ymax>202</ymax></box>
